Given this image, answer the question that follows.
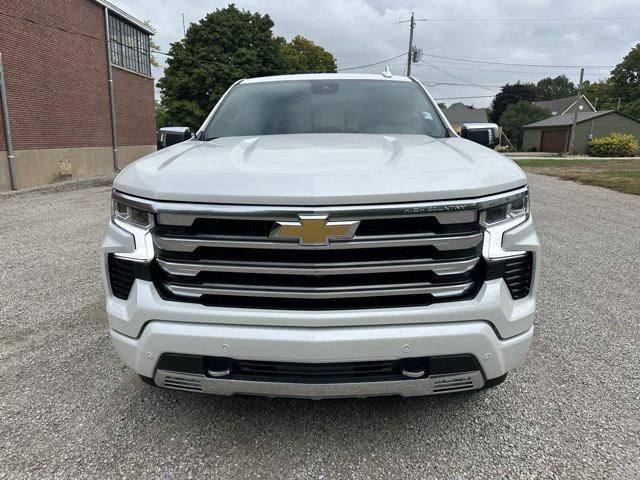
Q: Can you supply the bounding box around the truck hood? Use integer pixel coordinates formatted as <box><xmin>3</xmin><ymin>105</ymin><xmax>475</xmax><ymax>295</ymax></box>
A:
<box><xmin>115</xmin><ymin>134</ymin><xmax>526</xmax><ymax>205</ymax></box>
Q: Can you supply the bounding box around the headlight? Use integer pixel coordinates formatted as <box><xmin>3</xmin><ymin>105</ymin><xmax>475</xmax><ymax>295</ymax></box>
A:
<box><xmin>112</xmin><ymin>199</ymin><xmax>153</xmax><ymax>228</ymax></box>
<box><xmin>481</xmin><ymin>190</ymin><xmax>530</xmax><ymax>259</ymax></box>
<box><xmin>479</xmin><ymin>192</ymin><xmax>529</xmax><ymax>227</ymax></box>
<box><xmin>111</xmin><ymin>195</ymin><xmax>154</xmax><ymax>262</ymax></box>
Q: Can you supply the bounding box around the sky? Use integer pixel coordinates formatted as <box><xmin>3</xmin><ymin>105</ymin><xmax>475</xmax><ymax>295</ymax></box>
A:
<box><xmin>111</xmin><ymin>0</ymin><xmax>640</xmax><ymax>108</ymax></box>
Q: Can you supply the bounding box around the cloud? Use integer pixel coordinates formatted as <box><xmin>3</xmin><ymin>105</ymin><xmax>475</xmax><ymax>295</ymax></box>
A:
<box><xmin>111</xmin><ymin>0</ymin><xmax>638</xmax><ymax>107</ymax></box>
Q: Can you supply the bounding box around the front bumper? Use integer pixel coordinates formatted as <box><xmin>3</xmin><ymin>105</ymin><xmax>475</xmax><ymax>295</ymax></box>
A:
<box><xmin>153</xmin><ymin>370</ymin><xmax>488</xmax><ymax>399</ymax></box>
<box><xmin>111</xmin><ymin>320</ymin><xmax>533</xmax><ymax>397</ymax></box>
<box><xmin>102</xmin><ymin>208</ymin><xmax>539</xmax><ymax>398</ymax></box>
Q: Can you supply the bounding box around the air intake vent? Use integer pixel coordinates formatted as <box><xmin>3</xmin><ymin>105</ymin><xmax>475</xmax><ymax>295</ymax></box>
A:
<box><xmin>108</xmin><ymin>255</ymin><xmax>136</xmax><ymax>299</ymax></box>
<box><xmin>431</xmin><ymin>374</ymin><xmax>476</xmax><ymax>393</ymax></box>
<box><xmin>162</xmin><ymin>374</ymin><xmax>203</xmax><ymax>391</ymax></box>
<box><xmin>502</xmin><ymin>253</ymin><xmax>533</xmax><ymax>299</ymax></box>
<box><xmin>232</xmin><ymin>359</ymin><xmax>402</xmax><ymax>383</ymax></box>
<box><xmin>108</xmin><ymin>255</ymin><xmax>153</xmax><ymax>300</ymax></box>
<box><xmin>485</xmin><ymin>252</ymin><xmax>533</xmax><ymax>300</ymax></box>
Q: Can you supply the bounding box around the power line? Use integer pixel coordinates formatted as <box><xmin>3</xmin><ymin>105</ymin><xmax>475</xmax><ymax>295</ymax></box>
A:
<box><xmin>279</xmin><ymin>21</ymin><xmax>397</xmax><ymax>34</ymax></box>
<box><xmin>433</xmin><ymin>95</ymin><xmax>497</xmax><ymax>100</ymax></box>
<box><xmin>151</xmin><ymin>49</ymin><xmax>172</xmax><ymax>57</ymax></box>
<box><xmin>284</xmin><ymin>15</ymin><xmax>640</xmax><ymax>34</ymax></box>
<box><xmin>420</xmin><ymin>61</ymin><xmax>497</xmax><ymax>92</ymax></box>
<box><xmin>422</xmin><ymin>81</ymin><xmax>503</xmax><ymax>88</ymax></box>
<box><xmin>421</xmin><ymin>52</ymin><xmax>616</xmax><ymax>68</ymax></box>
<box><xmin>409</xmin><ymin>63</ymin><xmax>611</xmax><ymax>76</ymax></box>
<box><xmin>283</xmin><ymin>15</ymin><xmax>640</xmax><ymax>37</ymax></box>
<box><xmin>381</xmin><ymin>61</ymin><xmax>611</xmax><ymax>76</ymax></box>
<box><xmin>338</xmin><ymin>58</ymin><xmax>413</xmax><ymax>66</ymax></box>
<box><xmin>337</xmin><ymin>53</ymin><xmax>406</xmax><ymax>71</ymax></box>
<box><xmin>151</xmin><ymin>49</ymin><xmax>241</xmax><ymax>71</ymax></box>
<box><xmin>426</xmin><ymin>16</ymin><xmax>640</xmax><ymax>23</ymax></box>
<box><xmin>155</xmin><ymin>47</ymin><xmax>404</xmax><ymax>77</ymax></box>
<box><xmin>432</xmin><ymin>90</ymin><xmax>548</xmax><ymax>103</ymax></box>
<box><xmin>396</xmin><ymin>17</ymin><xmax>429</xmax><ymax>24</ymax></box>
<box><xmin>430</xmin><ymin>93</ymin><xmax>636</xmax><ymax>102</ymax></box>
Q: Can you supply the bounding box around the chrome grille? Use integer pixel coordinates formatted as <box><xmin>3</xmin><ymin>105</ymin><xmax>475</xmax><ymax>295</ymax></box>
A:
<box><xmin>162</xmin><ymin>374</ymin><xmax>203</xmax><ymax>391</ymax></box>
<box><xmin>150</xmin><ymin>202</ymin><xmax>485</xmax><ymax>309</ymax></box>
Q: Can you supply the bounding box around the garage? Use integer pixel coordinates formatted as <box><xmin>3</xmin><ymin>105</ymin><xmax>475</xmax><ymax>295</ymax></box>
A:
<box><xmin>540</xmin><ymin>128</ymin><xmax>569</xmax><ymax>152</ymax></box>
<box><xmin>522</xmin><ymin>110</ymin><xmax>640</xmax><ymax>154</ymax></box>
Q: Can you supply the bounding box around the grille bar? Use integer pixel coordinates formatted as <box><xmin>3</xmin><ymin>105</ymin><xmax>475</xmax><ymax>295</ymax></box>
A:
<box><xmin>156</xmin><ymin>209</ymin><xmax>477</xmax><ymax>226</ymax></box>
<box><xmin>137</xmin><ymin>192</ymin><xmax>529</xmax><ymax>308</ymax></box>
<box><xmin>153</xmin><ymin>232</ymin><xmax>483</xmax><ymax>252</ymax></box>
<box><xmin>163</xmin><ymin>280</ymin><xmax>475</xmax><ymax>299</ymax></box>
<box><xmin>155</xmin><ymin>216</ymin><xmax>481</xmax><ymax>239</ymax></box>
<box><xmin>156</xmin><ymin>257</ymin><xmax>479</xmax><ymax>277</ymax></box>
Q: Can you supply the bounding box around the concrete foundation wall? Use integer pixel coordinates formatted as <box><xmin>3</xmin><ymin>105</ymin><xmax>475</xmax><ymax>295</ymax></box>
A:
<box><xmin>0</xmin><ymin>145</ymin><xmax>154</xmax><ymax>191</ymax></box>
<box><xmin>0</xmin><ymin>151</ymin><xmax>10</xmax><ymax>191</ymax></box>
<box><xmin>118</xmin><ymin>145</ymin><xmax>156</xmax><ymax>169</ymax></box>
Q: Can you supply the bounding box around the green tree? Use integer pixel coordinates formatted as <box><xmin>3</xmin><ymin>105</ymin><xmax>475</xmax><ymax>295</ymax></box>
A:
<box><xmin>279</xmin><ymin>35</ymin><xmax>336</xmax><ymax>73</ymax></box>
<box><xmin>158</xmin><ymin>4</ymin><xmax>281</xmax><ymax>129</ymax></box>
<box><xmin>490</xmin><ymin>82</ymin><xmax>537</xmax><ymax>123</ymax></box>
<box><xmin>535</xmin><ymin>75</ymin><xmax>576</xmax><ymax>100</ymax></box>
<box><xmin>583</xmin><ymin>79</ymin><xmax>617</xmax><ymax>110</ymax></box>
<box><xmin>620</xmin><ymin>99</ymin><xmax>640</xmax><ymax>119</ymax></box>
<box><xmin>155</xmin><ymin>101</ymin><xmax>169</xmax><ymax>128</ymax></box>
<box><xmin>157</xmin><ymin>5</ymin><xmax>287</xmax><ymax>129</ymax></box>
<box><xmin>499</xmin><ymin>101</ymin><xmax>550</xmax><ymax>149</ymax></box>
<box><xmin>157</xmin><ymin>5</ymin><xmax>336</xmax><ymax>129</ymax></box>
<box><xmin>610</xmin><ymin>43</ymin><xmax>640</xmax><ymax>101</ymax></box>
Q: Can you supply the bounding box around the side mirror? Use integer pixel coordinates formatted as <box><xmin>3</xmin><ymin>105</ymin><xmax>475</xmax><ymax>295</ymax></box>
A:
<box><xmin>461</xmin><ymin>123</ymin><xmax>499</xmax><ymax>149</ymax></box>
<box><xmin>157</xmin><ymin>127</ymin><xmax>192</xmax><ymax>150</ymax></box>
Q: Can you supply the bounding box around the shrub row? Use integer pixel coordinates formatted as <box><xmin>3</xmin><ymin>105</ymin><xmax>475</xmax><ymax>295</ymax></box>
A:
<box><xmin>588</xmin><ymin>132</ymin><xmax>639</xmax><ymax>157</ymax></box>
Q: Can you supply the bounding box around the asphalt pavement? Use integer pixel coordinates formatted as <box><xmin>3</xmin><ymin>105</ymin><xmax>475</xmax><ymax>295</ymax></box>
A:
<box><xmin>1</xmin><ymin>173</ymin><xmax>638</xmax><ymax>479</ymax></box>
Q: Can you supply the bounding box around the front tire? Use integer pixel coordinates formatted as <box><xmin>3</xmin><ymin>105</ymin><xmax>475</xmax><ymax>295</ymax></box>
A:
<box><xmin>483</xmin><ymin>373</ymin><xmax>508</xmax><ymax>389</ymax></box>
<box><xmin>138</xmin><ymin>374</ymin><xmax>157</xmax><ymax>387</ymax></box>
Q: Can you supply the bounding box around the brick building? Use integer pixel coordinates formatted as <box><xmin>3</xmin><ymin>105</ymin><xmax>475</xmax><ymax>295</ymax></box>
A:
<box><xmin>0</xmin><ymin>0</ymin><xmax>156</xmax><ymax>191</ymax></box>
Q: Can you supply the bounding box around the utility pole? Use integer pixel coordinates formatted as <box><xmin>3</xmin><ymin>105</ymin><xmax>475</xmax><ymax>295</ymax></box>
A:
<box><xmin>182</xmin><ymin>13</ymin><xmax>186</xmax><ymax>36</ymax></box>
<box><xmin>406</xmin><ymin>12</ymin><xmax>415</xmax><ymax>76</ymax></box>
<box><xmin>567</xmin><ymin>67</ymin><xmax>584</xmax><ymax>155</ymax></box>
<box><xmin>589</xmin><ymin>98</ymin><xmax>598</xmax><ymax>140</ymax></box>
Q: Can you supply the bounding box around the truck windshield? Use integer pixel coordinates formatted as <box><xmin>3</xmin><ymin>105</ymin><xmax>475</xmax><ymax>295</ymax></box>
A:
<box><xmin>202</xmin><ymin>79</ymin><xmax>447</xmax><ymax>139</ymax></box>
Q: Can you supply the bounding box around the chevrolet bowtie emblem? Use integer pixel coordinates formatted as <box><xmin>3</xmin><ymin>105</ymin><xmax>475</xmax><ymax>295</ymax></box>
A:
<box><xmin>271</xmin><ymin>215</ymin><xmax>360</xmax><ymax>245</ymax></box>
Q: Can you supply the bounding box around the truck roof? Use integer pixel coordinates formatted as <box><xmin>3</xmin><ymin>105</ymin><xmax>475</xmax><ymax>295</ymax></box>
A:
<box><xmin>241</xmin><ymin>72</ymin><xmax>413</xmax><ymax>84</ymax></box>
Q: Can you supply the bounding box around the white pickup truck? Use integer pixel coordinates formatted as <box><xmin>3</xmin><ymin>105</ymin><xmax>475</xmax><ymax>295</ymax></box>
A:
<box><xmin>102</xmin><ymin>73</ymin><xmax>539</xmax><ymax>398</ymax></box>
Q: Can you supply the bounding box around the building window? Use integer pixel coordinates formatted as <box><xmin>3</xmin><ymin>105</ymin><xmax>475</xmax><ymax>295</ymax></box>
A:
<box><xmin>108</xmin><ymin>14</ymin><xmax>151</xmax><ymax>76</ymax></box>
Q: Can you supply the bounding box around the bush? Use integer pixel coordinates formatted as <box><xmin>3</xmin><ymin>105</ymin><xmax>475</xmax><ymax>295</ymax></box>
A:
<box><xmin>588</xmin><ymin>133</ymin><xmax>639</xmax><ymax>157</ymax></box>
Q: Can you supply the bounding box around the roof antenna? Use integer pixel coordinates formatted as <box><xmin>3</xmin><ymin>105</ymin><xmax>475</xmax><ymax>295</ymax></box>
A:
<box><xmin>381</xmin><ymin>66</ymin><xmax>393</xmax><ymax>78</ymax></box>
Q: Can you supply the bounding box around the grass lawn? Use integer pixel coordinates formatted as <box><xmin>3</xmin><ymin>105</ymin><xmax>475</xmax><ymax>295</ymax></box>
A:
<box><xmin>514</xmin><ymin>158</ymin><xmax>640</xmax><ymax>195</ymax></box>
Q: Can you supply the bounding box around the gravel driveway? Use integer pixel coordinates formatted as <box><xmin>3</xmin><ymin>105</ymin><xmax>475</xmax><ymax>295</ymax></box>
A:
<box><xmin>1</xmin><ymin>173</ymin><xmax>638</xmax><ymax>479</ymax></box>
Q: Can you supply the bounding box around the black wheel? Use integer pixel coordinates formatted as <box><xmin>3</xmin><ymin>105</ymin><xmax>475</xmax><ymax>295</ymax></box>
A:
<box><xmin>138</xmin><ymin>374</ymin><xmax>157</xmax><ymax>386</ymax></box>
<box><xmin>483</xmin><ymin>373</ymin><xmax>508</xmax><ymax>389</ymax></box>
